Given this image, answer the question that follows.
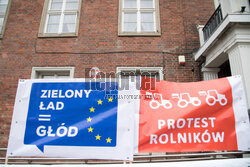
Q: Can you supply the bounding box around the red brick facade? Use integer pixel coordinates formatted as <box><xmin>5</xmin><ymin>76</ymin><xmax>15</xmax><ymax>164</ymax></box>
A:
<box><xmin>0</xmin><ymin>0</ymin><xmax>214</xmax><ymax>151</ymax></box>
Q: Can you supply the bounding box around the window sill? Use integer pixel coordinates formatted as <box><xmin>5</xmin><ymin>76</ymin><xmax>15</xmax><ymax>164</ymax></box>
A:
<box><xmin>38</xmin><ymin>33</ymin><xmax>78</xmax><ymax>38</ymax></box>
<box><xmin>118</xmin><ymin>31</ymin><xmax>161</xmax><ymax>37</ymax></box>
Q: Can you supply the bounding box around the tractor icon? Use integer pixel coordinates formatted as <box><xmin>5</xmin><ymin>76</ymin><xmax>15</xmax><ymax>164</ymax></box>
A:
<box><xmin>199</xmin><ymin>90</ymin><xmax>227</xmax><ymax>106</ymax></box>
<box><xmin>147</xmin><ymin>92</ymin><xmax>172</xmax><ymax>109</ymax></box>
<box><xmin>172</xmin><ymin>93</ymin><xmax>201</xmax><ymax>108</ymax></box>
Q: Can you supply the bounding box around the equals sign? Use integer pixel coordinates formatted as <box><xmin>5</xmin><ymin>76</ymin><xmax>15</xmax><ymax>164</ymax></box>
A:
<box><xmin>38</xmin><ymin>114</ymin><xmax>51</xmax><ymax>121</ymax></box>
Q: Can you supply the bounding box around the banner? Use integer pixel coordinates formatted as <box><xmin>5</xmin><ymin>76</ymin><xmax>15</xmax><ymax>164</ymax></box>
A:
<box><xmin>136</xmin><ymin>75</ymin><xmax>250</xmax><ymax>153</ymax></box>
<box><xmin>7</xmin><ymin>76</ymin><xmax>250</xmax><ymax>158</ymax></box>
<box><xmin>7</xmin><ymin>79</ymin><xmax>135</xmax><ymax>160</ymax></box>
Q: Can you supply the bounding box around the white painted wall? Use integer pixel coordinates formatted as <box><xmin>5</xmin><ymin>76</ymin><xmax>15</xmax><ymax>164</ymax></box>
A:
<box><xmin>228</xmin><ymin>44</ymin><xmax>250</xmax><ymax>109</ymax></box>
<box><xmin>197</xmin><ymin>25</ymin><xmax>204</xmax><ymax>46</ymax></box>
<box><xmin>214</xmin><ymin>0</ymin><xmax>220</xmax><ymax>9</ymax></box>
<box><xmin>220</xmin><ymin>0</ymin><xmax>250</xmax><ymax>18</ymax></box>
<box><xmin>230</xmin><ymin>0</ymin><xmax>250</xmax><ymax>13</ymax></box>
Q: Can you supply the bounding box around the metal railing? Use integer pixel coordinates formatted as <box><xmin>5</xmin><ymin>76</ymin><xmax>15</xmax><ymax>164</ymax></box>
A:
<box><xmin>202</xmin><ymin>5</ymin><xmax>223</xmax><ymax>41</ymax></box>
<box><xmin>0</xmin><ymin>148</ymin><xmax>248</xmax><ymax>165</ymax></box>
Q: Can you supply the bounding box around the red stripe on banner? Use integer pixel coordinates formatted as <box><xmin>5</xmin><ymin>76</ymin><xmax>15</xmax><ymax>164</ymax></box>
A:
<box><xmin>139</xmin><ymin>77</ymin><xmax>237</xmax><ymax>153</ymax></box>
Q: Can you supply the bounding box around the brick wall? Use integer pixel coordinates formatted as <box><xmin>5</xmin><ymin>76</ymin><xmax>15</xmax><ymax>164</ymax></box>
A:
<box><xmin>0</xmin><ymin>0</ymin><xmax>214</xmax><ymax>149</ymax></box>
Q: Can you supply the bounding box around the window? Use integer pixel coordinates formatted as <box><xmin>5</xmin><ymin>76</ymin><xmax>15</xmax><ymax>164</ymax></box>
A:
<box><xmin>31</xmin><ymin>67</ymin><xmax>75</xmax><ymax>79</ymax></box>
<box><xmin>0</xmin><ymin>0</ymin><xmax>11</xmax><ymax>38</ymax></box>
<box><xmin>117</xmin><ymin>67</ymin><xmax>163</xmax><ymax>88</ymax></box>
<box><xmin>38</xmin><ymin>0</ymin><xmax>82</xmax><ymax>37</ymax></box>
<box><xmin>118</xmin><ymin>0</ymin><xmax>161</xmax><ymax>36</ymax></box>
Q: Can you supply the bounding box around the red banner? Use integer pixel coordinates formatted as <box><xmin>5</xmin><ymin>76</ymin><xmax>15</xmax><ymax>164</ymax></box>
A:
<box><xmin>138</xmin><ymin>76</ymin><xmax>250</xmax><ymax>153</ymax></box>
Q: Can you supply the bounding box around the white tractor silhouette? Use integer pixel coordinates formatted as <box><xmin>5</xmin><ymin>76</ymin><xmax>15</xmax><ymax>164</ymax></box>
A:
<box><xmin>172</xmin><ymin>93</ymin><xmax>201</xmax><ymax>108</ymax></box>
<box><xmin>147</xmin><ymin>92</ymin><xmax>172</xmax><ymax>109</ymax></box>
<box><xmin>199</xmin><ymin>90</ymin><xmax>227</xmax><ymax>106</ymax></box>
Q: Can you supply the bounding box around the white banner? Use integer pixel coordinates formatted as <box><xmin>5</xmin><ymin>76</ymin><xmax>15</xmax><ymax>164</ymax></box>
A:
<box><xmin>7</xmin><ymin>79</ymin><xmax>136</xmax><ymax>160</ymax></box>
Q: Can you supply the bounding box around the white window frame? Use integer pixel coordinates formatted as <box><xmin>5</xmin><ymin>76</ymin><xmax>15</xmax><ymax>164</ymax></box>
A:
<box><xmin>116</xmin><ymin>67</ymin><xmax>164</xmax><ymax>80</ymax></box>
<box><xmin>0</xmin><ymin>0</ymin><xmax>11</xmax><ymax>38</ymax></box>
<box><xmin>38</xmin><ymin>0</ymin><xmax>82</xmax><ymax>37</ymax></box>
<box><xmin>118</xmin><ymin>0</ymin><xmax>161</xmax><ymax>36</ymax></box>
<box><xmin>31</xmin><ymin>67</ymin><xmax>75</xmax><ymax>79</ymax></box>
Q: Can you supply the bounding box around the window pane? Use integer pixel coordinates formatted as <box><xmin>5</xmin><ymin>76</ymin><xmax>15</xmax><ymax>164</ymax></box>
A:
<box><xmin>141</xmin><ymin>12</ymin><xmax>154</xmax><ymax>22</ymax></box>
<box><xmin>0</xmin><ymin>0</ymin><xmax>8</xmax><ymax>5</ymax></box>
<box><xmin>124</xmin><ymin>0</ymin><xmax>137</xmax><ymax>9</ymax></box>
<box><xmin>47</xmin><ymin>24</ymin><xmax>59</xmax><ymax>33</ymax></box>
<box><xmin>141</xmin><ymin>0</ymin><xmax>153</xmax><ymax>8</ymax></box>
<box><xmin>62</xmin><ymin>14</ymin><xmax>76</xmax><ymax>32</ymax></box>
<box><xmin>50</xmin><ymin>0</ymin><xmax>63</xmax><ymax>10</ymax></box>
<box><xmin>42</xmin><ymin>75</ymin><xmax>56</xmax><ymax>79</ymax></box>
<box><xmin>0</xmin><ymin>0</ymin><xmax>8</xmax><ymax>33</ymax></box>
<box><xmin>46</xmin><ymin>15</ymin><xmax>60</xmax><ymax>33</ymax></box>
<box><xmin>0</xmin><ymin>17</ymin><xmax>3</xmax><ymax>31</ymax></box>
<box><xmin>123</xmin><ymin>12</ymin><xmax>137</xmax><ymax>32</ymax></box>
<box><xmin>124</xmin><ymin>12</ymin><xmax>137</xmax><ymax>22</ymax></box>
<box><xmin>65</xmin><ymin>0</ymin><xmax>78</xmax><ymax>10</ymax></box>
<box><xmin>141</xmin><ymin>12</ymin><xmax>154</xmax><ymax>32</ymax></box>
<box><xmin>62</xmin><ymin>23</ymin><xmax>75</xmax><ymax>32</ymax></box>
<box><xmin>63</xmin><ymin>14</ymin><xmax>76</xmax><ymax>23</ymax></box>
<box><xmin>123</xmin><ymin>23</ymin><xmax>137</xmax><ymax>32</ymax></box>
<box><xmin>57</xmin><ymin>75</ymin><xmax>71</xmax><ymax>78</ymax></box>
<box><xmin>0</xmin><ymin>4</ymin><xmax>7</xmax><ymax>13</ymax></box>
<box><xmin>48</xmin><ymin>14</ymin><xmax>60</xmax><ymax>24</ymax></box>
<box><xmin>141</xmin><ymin>22</ymin><xmax>154</xmax><ymax>31</ymax></box>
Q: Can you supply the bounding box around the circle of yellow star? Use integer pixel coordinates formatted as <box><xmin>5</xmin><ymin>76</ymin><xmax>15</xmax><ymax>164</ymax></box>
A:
<box><xmin>87</xmin><ymin>117</ymin><xmax>92</xmax><ymax>122</ymax></box>
<box><xmin>108</xmin><ymin>97</ymin><xmax>113</xmax><ymax>102</ymax></box>
<box><xmin>97</xmin><ymin>99</ymin><xmax>103</xmax><ymax>105</ymax></box>
<box><xmin>88</xmin><ymin>127</ymin><xmax>93</xmax><ymax>132</ymax></box>
<box><xmin>95</xmin><ymin>134</ymin><xmax>101</xmax><ymax>140</ymax></box>
<box><xmin>106</xmin><ymin>137</ymin><xmax>112</xmax><ymax>143</ymax></box>
<box><xmin>89</xmin><ymin>107</ymin><xmax>95</xmax><ymax>112</ymax></box>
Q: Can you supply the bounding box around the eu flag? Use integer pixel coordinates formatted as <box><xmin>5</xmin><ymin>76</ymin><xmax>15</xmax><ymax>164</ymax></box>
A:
<box><xmin>24</xmin><ymin>82</ymin><xmax>118</xmax><ymax>152</ymax></box>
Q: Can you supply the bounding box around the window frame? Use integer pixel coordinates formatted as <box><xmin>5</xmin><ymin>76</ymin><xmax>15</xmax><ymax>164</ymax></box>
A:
<box><xmin>118</xmin><ymin>0</ymin><xmax>161</xmax><ymax>36</ymax></box>
<box><xmin>38</xmin><ymin>0</ymin><xmax>82</xmax><ymax>38</ymax></box>
<box><xmin>31</xmin><ymin>67</ymin><xmax>75</xmax><ymax>79</ymax></box>
<box><xmin>0</xmin><ymin>0</ymin><xmax>11</xmax><ymax>39</ymax></box>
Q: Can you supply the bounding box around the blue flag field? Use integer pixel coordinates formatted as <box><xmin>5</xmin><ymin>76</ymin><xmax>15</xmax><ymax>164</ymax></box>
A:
<box><xmin>24</xmin><ymin>82</ymin><xmax>118</xmax><ymax>152</ymax></box>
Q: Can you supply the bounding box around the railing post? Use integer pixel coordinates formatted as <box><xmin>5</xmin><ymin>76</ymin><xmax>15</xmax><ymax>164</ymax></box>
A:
<box><xmin>5</xmin><ymin>156</ymin><xmax>8</xmax><ymax>165</ymax></box>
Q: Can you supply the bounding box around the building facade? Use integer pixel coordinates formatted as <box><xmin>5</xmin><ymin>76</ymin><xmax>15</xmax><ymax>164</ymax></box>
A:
<box><xmin>195</xmin><ymin>0</ymin><xmax>250</xmax><ymax>112</ymax></box>
<box><xmin>1</xmin><ymin>0</ymin><xmax>239</xmax><ymax>162</ymax></box>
